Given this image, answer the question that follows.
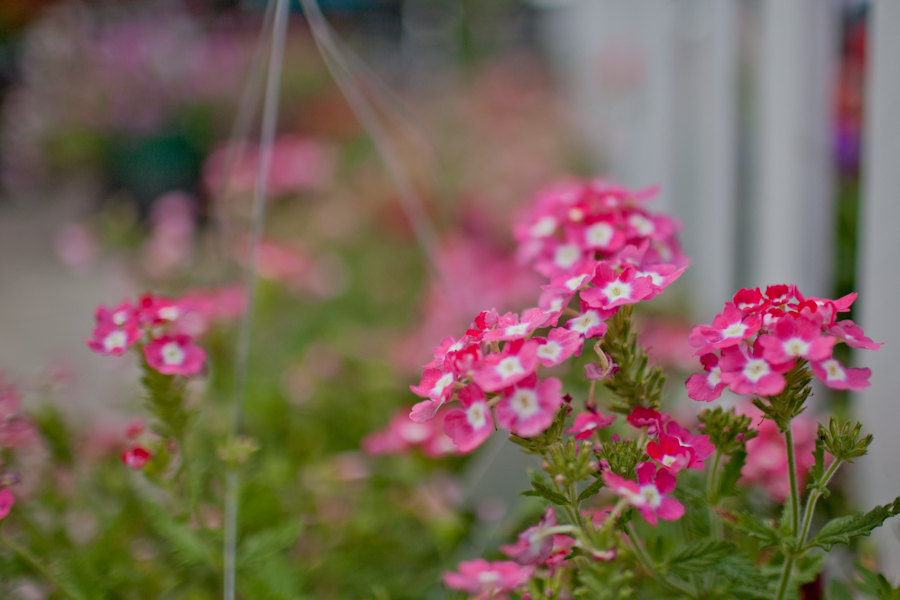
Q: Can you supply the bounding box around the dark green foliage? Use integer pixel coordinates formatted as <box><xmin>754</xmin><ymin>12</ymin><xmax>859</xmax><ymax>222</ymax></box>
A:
<box><xmin>715</xmin><ymin>449</ymin><xmax>747</xmax><ymax>501</ymax></box>
<box><xmin>594</xmin><ymin>437</ymin><xmax>644</xmax><ymax>478</ymax></box>
<box><xmin>697</xmin><ymin>407</ymin><xmax>758</xmax><ymax>456</ymax></box>
<box><xmin>661</xmin><ymin>540</ymin><xmax>736</xmax><ymax>577</ymax></box>
<box><xmin>727</xmin><ymin>512</ymin><xmax>782</xmax><ymax>546</ymax></box>
<box><xmin>522</xmin><ymin>479</ymin><xmax>570</xmax><ymax>506</ymax></box>
<box><xmin>819</xmin><ymin>417</ymin><xmax>873</xmax><ymax>463</ymax></box>
<box><xmin>807</xmin><ymin>496</ymin><xmax>900</xmax><ymax>551</ymax></box>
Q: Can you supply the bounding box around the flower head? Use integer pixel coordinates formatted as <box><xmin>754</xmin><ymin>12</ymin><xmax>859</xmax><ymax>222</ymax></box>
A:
<box><xmin>443</xmin><ymin>559</ymin><xmax>533</xmax><ymax>600</ymax></box>
<box><xmin>443</xmin><ymin>384</ymin><xmax>494</xmax><ymax>453</ymax></box>
<box><xmin>565</xmin><ymin>411</ymin><xmax>615</xmax><ymax>440</ymax></box>
<box><xmin>143</xmin><ymin>335</ymin><xmax>206</xmax><ymax>376</ymax></box>
<box><xmin>122</xmin><ymin>445</ymin><xmax>152</xmax><ymax>470</ymax></box>
<box><xmin>602</xmin><ymin>462</ymin><xmax>684</xmax><ymax>526</ymax></box>
<box><xmin>495</xmin><ymin>375</ymin><xmax>564</xmax><ymax>438</ymax></box>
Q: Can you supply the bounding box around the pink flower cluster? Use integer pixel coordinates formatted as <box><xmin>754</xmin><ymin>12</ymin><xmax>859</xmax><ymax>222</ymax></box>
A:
<box><xmin>361</xmin><ymin>408</ymin><xmax>458</xmax><ymax>458</ymax></box>
<box><xmin>514</xmin><ymin>179</ymin><xmax>688</xmax><ymax>281</ymax></box>
<box><xmin>686</xmin><ymin>285</ymin><xmax>880</xmax><ymax>401</ymax></box>
<box><xmin>86</xmin><ymin>292</ymin><xmax>212</xmax><ymax>376</ymax></box>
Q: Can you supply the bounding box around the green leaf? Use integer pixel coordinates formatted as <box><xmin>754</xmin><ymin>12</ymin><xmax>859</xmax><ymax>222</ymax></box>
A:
<box><xmin>663</xmin><ymin>540</ymin><xmax>736</xmax><ymax>577</ymax></box>
<box><xmin>527</xmin><ymin>481</ymin><xmax>570</xmax><ymax>506</ymax></box>
<box><xmin>143</xmin><ymin>501</ymin><xmax>216</xmax><ymax>568</ymax></box>
<box><xmin>808</xmin><ymin>496</ymin><xmax>900</xmax><ymax>551</ymax></box>
<box><xmin>829</xmin><ymin>580</ymin><xmax>855</xmax><ymax>600</ymax></box>
<box><xmin>728</xmin><ymin>512</ymin><xmax>781</xmax><ymax>546</ymax></box>
<box><xmin>239</xmin><ymin>521</ymin><xmax>303</xmax><ymax>566</ymax></box>
<box><xmin>577</xmin><ymin>477</ymin><xmax>605</xmax><ymax>504</ymax></box>
<box><xmin>717</xmin><ymin>450</ymin><xmax>746</xmax><ymax>500</ymax></box>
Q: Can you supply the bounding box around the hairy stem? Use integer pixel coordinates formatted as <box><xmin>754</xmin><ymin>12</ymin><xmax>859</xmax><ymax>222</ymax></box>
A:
<box><xmin>775</xmin><ymin>554</ymin><xmax>795</xmax><ymax>600</ymax></box>
<box><xmin>784</xmin><ymin>428</ymin><xmax>800</xmax><ymax>536</ymax></box>
<box><xmin>799</xmin><ymin>458</ymin><xmax>843</xmax><ymax>548</ymax></box>
<box><xmin>0</xmin><ymin>535</ymin><xmax>77</xmax><ymax>599</ymax></box>
<box><xmin>706</xmin><ymin>451</ymin><xmax>723</xmax><ymax>540</ymax></box>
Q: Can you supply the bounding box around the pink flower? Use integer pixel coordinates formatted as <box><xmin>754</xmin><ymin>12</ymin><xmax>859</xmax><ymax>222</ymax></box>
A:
<box><xmin>362</xmin><ymin>409</ymin><xmax>434</xmax><ymax>455</ymax></box>
<box><xmin>733</xmin><ymin>288</ymin><xmax>766</xmax><ymax>315</ymax></box>
<box><xmin>125</xmin><ymin>419</ymin><xmax>145</xmax><ymax>439</ymax></box>
<box><xmin>443</xmin><ymin>384</ymin><xmax>494</xmax><ymax>453</ymax></box>
<box><xmin>689</xmin><ymin>303</ymin><xmax>761</xmax><ymax>355</ymax></box>
<box><xmin>483</xmin><ymin>309</ymin><xmax>550</xmax><ymax>343</ymax></box>
<box><xmin>565</xmin><ymin>411</ymin><xmax>615</xmax><ymax>440</ymax></box>
<box><xmin>664</xmin><ymin>422</ymin><xmax>715</xmax><ymax>469</ymax></box>
<box><xmin>827</xmin><ymin>320</ymin><xmax>883</xmax><ymax>351</ymax></box>
<box><xmin>811</xmin><ymin>358</ymin><xmax>872</xmax><ymax>391</ymax></box>
<box><xmin>565</xmin><ymin>308</ymin><xmax>609</xmax><ymax>339</ymax></box>
<box><xmin>534</xmin><ymin>328</ymin><xmax>583</xmax><ymax>367</ymax></box>
<box><xmin>685</xmin><ymin>353</ymin><xmax>728</xmax><ymax>402</ymax></box>
<box><xmin>719</xmin><ymin>343</ymin><xmax>793</xmax><ymax>397</ymax></box>
<box><xmin>626</xmin><ymin>407</ymin><xmax>670</xmax><ymax>437</ymax></box>
<box><xmin>424</xmin><ymin>336</ymin><xmax>467</xmax><ymax>369</ymax></box>
<box><xmin>0</xmin><ymin>488</ymin><xmax>13</xmax><ymax>520</ymax></box>
<box><xmin>143</xmin><ymin>335</ymin><xmax>206</xmax><ymax>376</ymax></box>
<box><xmin>636</xmin><ymin>263</ymin><xmax>686</xmax><ymax>299</ymax></box>
<box><xmin>581</xmin><ymin>263</ymin><xmax>654</xmax><ymax>309</ymax></box>
<box><xmin>757</xmin><ymin>316</ymin><xmax>837</xmax><ymax>363</ymax></box>
<box><xmin>579</xmin><ymin>216</ymin><xmax>626</xmax><ymax>252</ymax></box>
<box><xmin>500</xmin><ymin>507</ymin><xmax>558</xmax><ymax>565</ymax></box>
<box><xmin>495</xmin><ymin>375</ymin><xmax>564</xmax><ymax>437</ymax></box>
<box><xmin>409</xmin><ymin>369</ymin><xmax>457</xmax><ymax>422</ymax></box>
<box><xmin>95</xmin><ymin>301</ymin><xmax>136</xmax><ymax>328</ymax></box>
<box><xmin>471</xmin><ymin>339</ymin><xmax>539</xmax><ymax>393</ymax></box>
<box><xmin>646</xmin><ymin>435</ymin><xmax>694</xmax><ymax>473</ymax></box>
<box><xmin>602</xmin><ymin>462</ymin><xmax>684</xmax><ymax>526</ymax></box>
<box><xmin>443</xmin><ymin>559</ymin><xmax>533</xmax><ymax>599</ymax></box>
<box><xmin>122</xmin><ymin>446</ymin><xmax>152</xmax><ymax>470</ymax></box>
<box><xmin>86</xmin><ymin>321</ymin><xmax>142</xmax><ymax>356</ymax></box>
<box><xmin>544</xmin><ymin>535</ymin><xmax>578</xmax><ymax>570</ymax></box>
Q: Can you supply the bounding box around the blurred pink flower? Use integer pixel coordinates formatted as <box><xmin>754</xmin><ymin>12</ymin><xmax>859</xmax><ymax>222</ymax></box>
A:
<box><xmin>142</xmin><ymin>191</ymin><xmax>196</xmax><ymax>278</ymax></box>
<box><xmin>55</xmin><ymin>223</ymin><xmax>98</xmax><ymax>271</ymax></box>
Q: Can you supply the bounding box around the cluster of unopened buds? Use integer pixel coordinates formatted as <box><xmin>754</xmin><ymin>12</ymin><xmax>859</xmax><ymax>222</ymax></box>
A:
<box><xmin>85</xmin><ymin>291</ymin><xmax>230</xmax><ymax>375</ymax></box>
<box><xmin>686</xmin><ymin>285</ymin><xmax>880</xmax><ymax>400</ymax></box>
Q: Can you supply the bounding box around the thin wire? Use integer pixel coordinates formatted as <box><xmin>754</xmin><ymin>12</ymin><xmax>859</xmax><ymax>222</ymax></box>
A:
<box><xmin>211</xmin><ymin>0</ymin><xmax>276</xmax><ymax>268</ymax></box>
<box><xmin>299</xmin><ymin>0</ymin><xmax>441</xmax><ymax>277</ymax></box>
<box><xmin>223</xmin><ymin>0</ymin><xmax>290</xmax><ymax>598</ymax></box>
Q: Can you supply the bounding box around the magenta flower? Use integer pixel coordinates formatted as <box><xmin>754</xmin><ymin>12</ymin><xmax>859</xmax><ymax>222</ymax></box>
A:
<box><xmin>719</xmin><ymin>343</ymin><xmax>793</xmax><ymax>397</ymax></box>
<box><xmin>495</xmin><ymin>375</ymin><xmax>564</xmax><ymax>437</ymax></box>
<box><xmin>122</xmin><ymin>446</ymin><xmax>151</xmax><ymax>470</ymax></box>
<box><xmin>733</xmin><ymin>287</ymin><xmax>766</xmax><ymax>315</ymax></box>
<box><xmin>581</xmin><ymin>263</ymin><xmax>654</xmax><ymax>310</ymax></box>
<box><xmin>565</xmin><ymin>411</ymin><xmax>615</xmax><ymax>440</ymax></box>
<box><xmin>471</xmin><ymin>339</ymin><xmax>539</xmax><ymax>393</ymax></box>
<box><xmin>86</xmin><ymin>321</ymin><xmax>142</xmax><ymax>356</ymax></box>
<box><xmin>500</xmin><ymin>507</ymin><xmax>558</xmax><ymax>565</ymax></box>
<box><xmin>664</xmin><ymin>422</ymin><xmax>715</xmax><ymax>469</ymax></box>
<box><xmin>635</xmin><ymin>263</ymin><xmax>686</xmax><ymax>300</ymax></box>
<box><xmin>580</xmin><ymin>216</ymin><xmax>626</xmax><ymax>252</ymax></box>
<box><xmin>602</xmin><ymin>462</ymin><xmax>684</xmax><ymax>526</ymax></box>
<box><xmin>483</xmin><ymin>309</ymin><xmax>551</xmax><ymax>343</ymax></box>
<box><xmin>646</xmin><ymin>434</ymin><xmax>694</xmax><ymax>473</ymax></box>
<box><xmin>362</xmin><ymin>408</ymin><xmax>438</xmax><ymax>455</ymax></box>
<box><xmin>626</xmin><ymin>407</ymin><xmax>670</xmax><ymax>437</ymax></box>
<box><xmin>443</xmin><ymin>559</ymin><xmax>533</xmax><ymax>599</ymax></box>
<box><xmin>410</xmin><ymin>368</ymin><xmax>457</xmax><ymax>422</ymax></box>
<box><xmin>443</xmin><ymin>384</ymin><xmax>494</xmax><ymax>453</ymax></box>
<box><xmin>143</xmin><ymin>335</ymin><xmax>206</xmax><ymax>376</ymax></box>
<box><xmin>811</xmin><ymin>358</ymin><xmax>872</xmax><ymax>391</ymax></box>
<box><xmin>688</xmin><ymin>302</ymin><xmax>761</xmax><ymax>355</ymax></box>
<box><xmin>0</xmin><ymin>488</ymin><xmax>13</xmax><ymax>520</ymax></box>
<box><xmin>565</xmin><ymin>308</ymin><xmax>609</xmax><ymax>340</ymax></box>
<box><xmin>827</xmin><ymin>320</ymin><xmax>883</xmax><ymax>351</ymax></box>
<box><xmin>534</xmin><ymin>328</ymin><xmax>584</xmax><ymax>367</ymax></box>
<box><xmin>95</xmin><ymin>300</ymin><xmax>136</xmax><ymax>328</ymax></box>
<box><xmin>685</xmin><ymin>353</ymin><xmax>728</xmax><ymax>402</ymax></box>
<box><xmin>757</xmin><ymin>316</ymin><xmax>837</xmax><ymax>363</ymax></box>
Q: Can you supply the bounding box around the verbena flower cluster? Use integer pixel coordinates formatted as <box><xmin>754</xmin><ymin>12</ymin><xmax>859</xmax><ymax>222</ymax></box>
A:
<box><xmin>365</xmin><ymin>178</ymin><xmax>891</xmax><ymax>600</ymax></box>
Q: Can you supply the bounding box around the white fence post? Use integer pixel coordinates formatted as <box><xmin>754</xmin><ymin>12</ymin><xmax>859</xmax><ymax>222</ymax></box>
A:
<box><xmin>855</xmin><ymin>0</ymin><xmax>900</xmax><ymax>578</ymax></box>
<box><xmin>751</xmin><ymin>0</ymin><xmax>839</xmax><ymax>296</ymax></box>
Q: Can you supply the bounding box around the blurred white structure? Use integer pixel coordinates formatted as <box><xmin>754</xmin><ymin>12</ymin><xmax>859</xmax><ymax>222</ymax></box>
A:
<box><xmin>857</xmin><ymin>0</ymin><xmax>900</xmax><ymax>578</ymax></box>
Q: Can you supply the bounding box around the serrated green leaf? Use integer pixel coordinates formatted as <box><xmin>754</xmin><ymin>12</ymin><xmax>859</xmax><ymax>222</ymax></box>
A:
<box><xmin>663</xmin><ymin>540</ymin><xmax>736</xmax><ymax>576</ymax></box>
<box><xmin>577</xmin><ymin>477</ymin><xmax>605</xmax><ymax>504</ymax></box>
<box><xmin>239</xmin><ymin>521</ymin><xmax>303</xmax><ymax>566</ymax></box>
<box><xmin>808</xmin><ymin>497</ymin><xmax>900</xmax><ymax>551</ymax></box>
<box><xmin>519</xmin><ymin>490</ymin><xmax>541</xmax><ymax>497</ymax></box>
<box><xmin>143</xmin><ymin>501</ymin><xmax>215</xmax><ymax>568</ymax></box>
<box><xmin>727</xmin><ymin>512</ymin><xmax>780</xmax><ymax>546</ymax></box>
<box><xmin>528</xmin><ymin>481</ymin><xmax>570</xmax><ymax>506</ymax></box>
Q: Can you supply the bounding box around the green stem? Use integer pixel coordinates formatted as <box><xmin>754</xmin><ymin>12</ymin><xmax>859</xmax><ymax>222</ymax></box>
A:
<box><xmin>784</xmin><ymin>428</ymin><xmax>800</xmax><ymax>536</ymax></box>
<box><xmin>0</xmin><ymin>535</ymin><xmax>77</xmax><ymax>599</ymax></box>
<box><xmin>775</xmin><ymin>554</ymin><xmax>795</xmax><ymax>600</ymax></box>
<box><xmin>626</xmin><ymin>523</ymin><xmax>694</xmax><ymax>597</ymax></box>
<box><xmin>706</xmin><ymin>451</ymin><xmax>723</xmax><ymax>540</ymax></box>
<box><xmin>798</xmin><ymin>459</ymin><xmax>843</xmax><ymax>548</ymax></box>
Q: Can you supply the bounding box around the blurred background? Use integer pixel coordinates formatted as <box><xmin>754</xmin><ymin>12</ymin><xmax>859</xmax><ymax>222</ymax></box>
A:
<box><xmin>1</xmin><ymin>0</ymin><xmax>899</xmax><ymax>593</ymax></box>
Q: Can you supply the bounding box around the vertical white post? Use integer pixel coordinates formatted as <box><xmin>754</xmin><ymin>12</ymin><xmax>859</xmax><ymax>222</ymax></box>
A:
<box><xmin>855</xmin><ymin>0</ymin><xmax>900</xmax><ymax>578</ymax></box>
<box><xmin>751</xmin><ymin>0</ymin><xmax>839</xmax><ymax>296</ymax></box>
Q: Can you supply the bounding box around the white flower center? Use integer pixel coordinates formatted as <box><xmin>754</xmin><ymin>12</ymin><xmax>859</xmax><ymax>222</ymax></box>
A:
<box><xmin>505</xmin><ymin>323</ymin><xmax>530</xmax><ymax>337</ymax></box>
<box><xmin>570</xmin><ymin>312</ymin><xmax>600</xmax><ymax>334</ymax></box>
<box><xmin>565</xmin><ymin>275</ymin><xmax>588</xmax><ymax>290</ymax></box>
<box><xmin>496</xmin><ymin>357</ymin><xmax>525</xmax><ymax>379</ymax></box>
<box><xmin>161</xmin><ymin>342</ymin><xmax>185</xmax><ymax>365</ymax></box>
<box><xmin>628</xmin><ymin>214</ymin><xmax>655</xmax><ymax>236</ymax></box>
<box><xmin>113</xmin><ymin>311</ymin><xmax>129</xmax><ymax>326</ymax></box>
<box><xmin>402</xmin><ymin>422</ymin><xmax>432</xmax><ymax>443</ymax></box>
<box><xmin>554</xmin><ymin>244</ymin><xmax>581</xmax><ymax>269</ymax></box>
<box><xmin>510</xmin><ymin>388</ymin><xmax>540</xmax><ymax>418</ymax></box>
<box><xmin>568</xmin><ymin>207</ymin><xmax>584</xmax><ymax>222</ymax></box>
<box><xmin>586</xmin><ymin>222</ymin><xmax>614</xmax><ymax>247</ymax></box>
<box><xmin>104</xmin><ymin>330</ymin><xmax>127</xmax><ymax>351</ymax></box>
<box><xmin>603</xmin><ymin>281</ymin><xmax>632</xmax><ymax>300</ymax></box>
<box><xmin>638</xmin><ymin>484</ymin><xmax>662</xmax><ymax>508</ymax></box>
<box><xmin>530</xmin><ymin>216</ymin><xmax>557</xmax><ymax>237</ymax></box>
<box><xmin>537</xmin><ymin>342</ymin><xmax>562</xmax><ymax>362</ymax></box>
<box><xmin>707</xmin><ymin>366</ymin><xmax>722</xmax><ymax>387</ymax></box>
<box><xmin>661</xmin><ymin>455</ymin><xmax>677</xmax><ymax>467</ymax></box>
<box><xmin>821</xmin><ymin>359</ymin><xmax>846</xmax><ymax>381</ymax></box>
<box><xmin>783</xmin><ymin>338</ymin><xmax>810</xmax><ymax>357</ymax></box>
<box><xmin>545</xmin><ymin>297</ymin><xmax>564</xmax><ymax>313</ymax></box>
<box><xmin>478</xmin><ymin>572</ymin><xmax>501</xmax><ymax>585</ymax></box>
<box><xmin>743</xmin><ymin>359</ymin><xmax>770</xmax><ymax>383</ymax></box>
<box><xmin>159</xmin><ymin>306</ymin><xmax>180</xmax><ymax>321</ymax></box>
<box><xmin>637</xmin><ymin>270</ymin><xmax>663</xmax><ymax>286</ymax></box>
<box><xmin>723</xmin><ymin>323</ymin><xmax>747</xmax><ymax>339</ymax></box>
<box><xmin>467</xmin><ymin>403</ymin><xmax>487</xmax><ymax>429</ymax></box>
<box><xmin>432</xmin><ymin>372</ymin><xmax>454</xmax><ymax>397</ymax></box>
